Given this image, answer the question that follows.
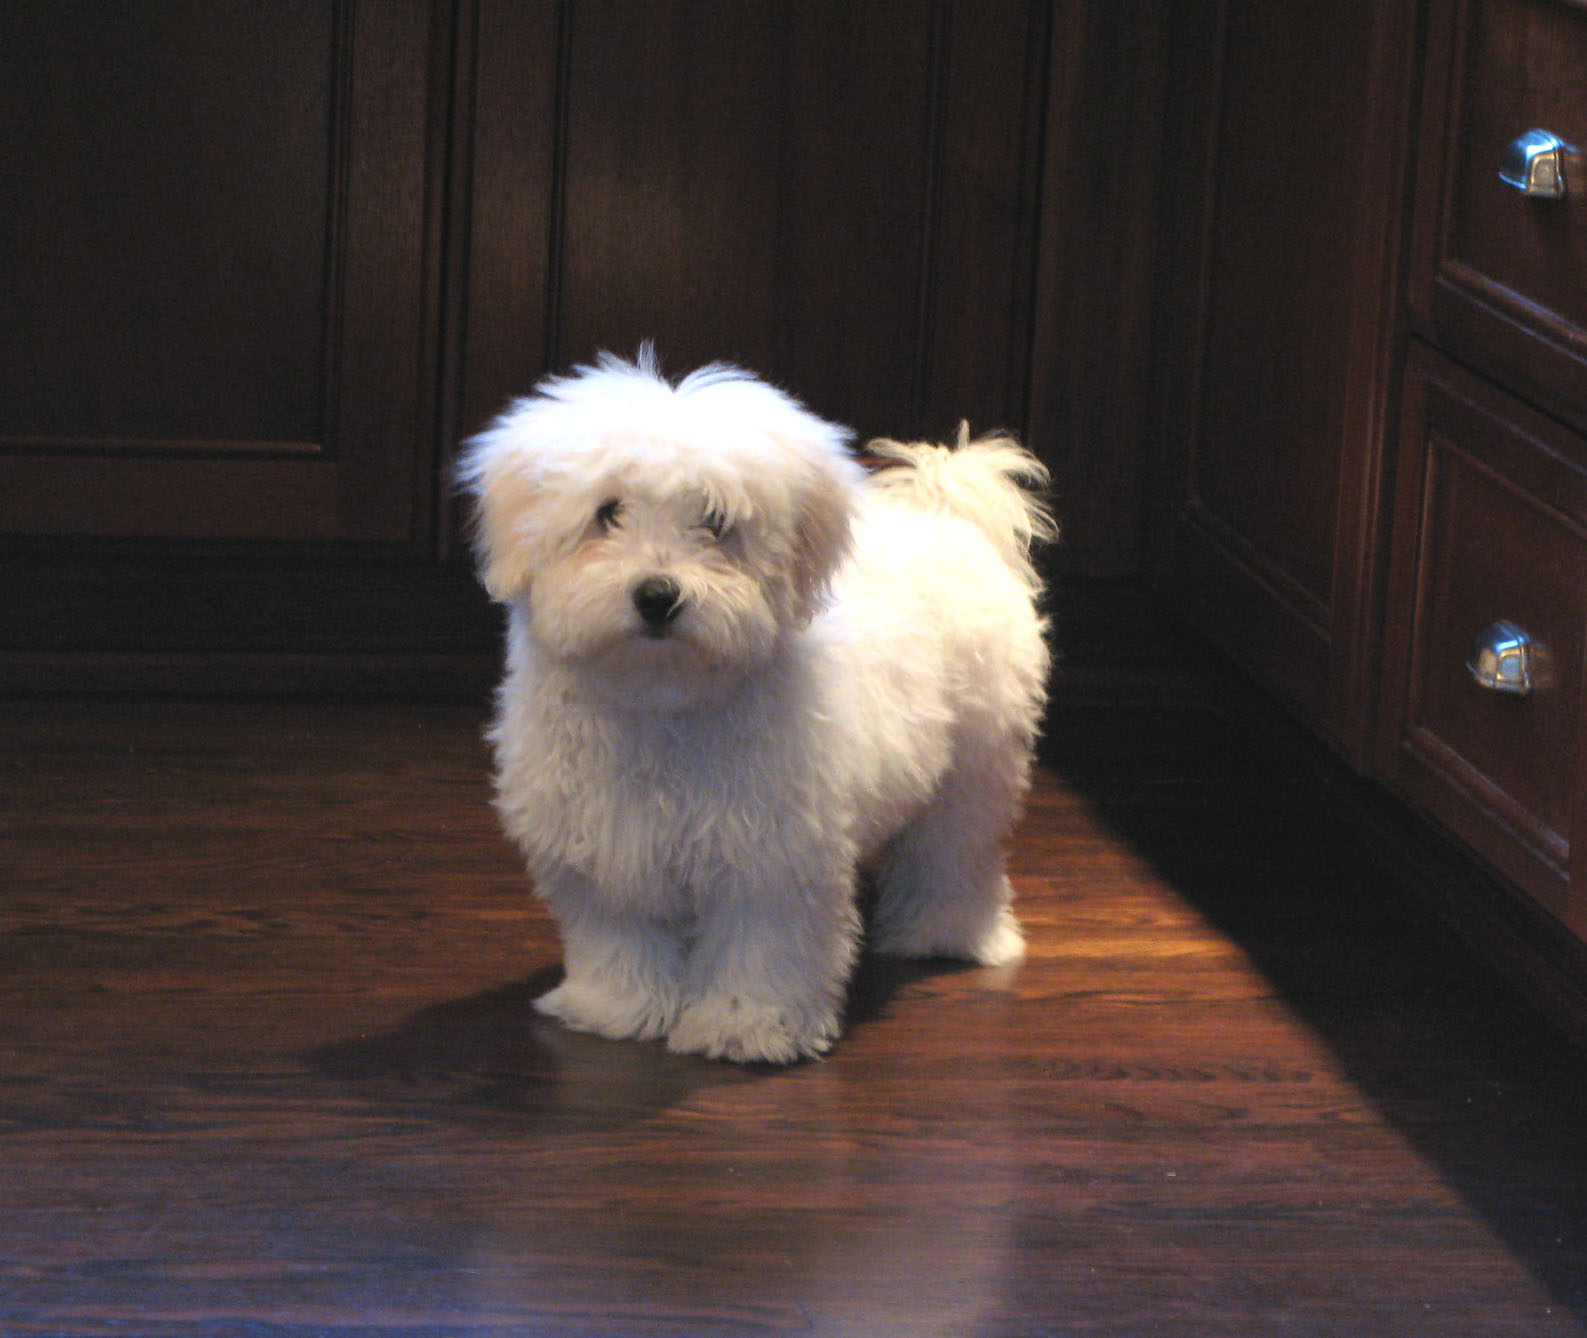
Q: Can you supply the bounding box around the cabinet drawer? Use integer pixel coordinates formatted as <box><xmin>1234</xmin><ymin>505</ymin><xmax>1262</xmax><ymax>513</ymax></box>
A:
<box><xmin>1412</xmin><ymin>0</ymin><xmax>1587</xmax><ymax>431</ymax></box>
<box><xmin>1380</xmin><ymin>347</ymin><xmax>1587</xmax><ymax>936</ymax></box>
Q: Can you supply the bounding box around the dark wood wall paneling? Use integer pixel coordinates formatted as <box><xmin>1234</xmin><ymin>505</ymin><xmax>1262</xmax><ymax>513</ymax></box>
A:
<box><xmin>0</xmin><ymin>0</ymin><xmax>476</xmax><ymax>692</ymax></box>
<box><xmin>457</xmin><ymin>0</ymin><xmax>1053</xmax><ymax>446</ymax></box>
<box><xmin>0</xmin><ymin>0</ymin><xmax>1111</xmax><ymax>690</ymax></box>
<box><xmin>0</xmin><ymin>0</ymin><xmax>441</xmax><ymax>545</ymax></box>
<box><xmin>1026</xmin><ymin>0</ymin><xmax>1169</xmax><ymax>578</ymax></box>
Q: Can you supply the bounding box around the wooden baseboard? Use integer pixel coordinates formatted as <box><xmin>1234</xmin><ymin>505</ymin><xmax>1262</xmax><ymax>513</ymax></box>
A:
<box><xmin>0</xmin><ymin>651</ymin><xmax>498</xmax><ymax>700</ymax></box>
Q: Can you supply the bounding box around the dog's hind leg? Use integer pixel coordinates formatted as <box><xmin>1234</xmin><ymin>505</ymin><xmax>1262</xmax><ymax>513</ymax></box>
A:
<box><xmin>868</xmin><ymin>732</ymin><xmax>1032</xmax><ymax>967</ymax></box>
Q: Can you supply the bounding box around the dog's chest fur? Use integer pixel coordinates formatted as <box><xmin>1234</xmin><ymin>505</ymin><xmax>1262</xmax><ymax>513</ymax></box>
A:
<box><xmin>490</xmin><ymin>650</ymin><xmax>862</xmax><ymax>913</ymax></box>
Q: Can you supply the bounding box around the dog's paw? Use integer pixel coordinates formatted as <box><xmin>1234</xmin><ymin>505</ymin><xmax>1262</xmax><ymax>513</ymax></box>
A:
<box><xmin>872</xmin><ymin>899</ymin><xmax>1026</xmax><ymax>967</ymax></box>
<box><xmin>966</xmin><ymin>904</ymin><xmax>1027</xmax><ymax>967</ymax></box>
<box><xmin>665</xmin><ymin>994</ymin><xmax>840</xmax><ymax>1065</ymax></box>
<box><xmin>535</xmin><ymin>979</ymin><xmax>675</xmax><ymax>1043</ymax></box>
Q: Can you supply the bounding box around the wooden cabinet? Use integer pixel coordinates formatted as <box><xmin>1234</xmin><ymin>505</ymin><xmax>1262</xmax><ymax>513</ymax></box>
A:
<box><xmin>1147</xmin><ymin>0</ymin><xmax>1420</xmax><ymax>760</ymax></box>
<box><xmin>1158</xmin><ymin>0</ymin><xmax>1587</xmax><ymax>985</ymax></box>
<box><xmin>1379</xmin><ymin>349</ymin><xmax>1587</xmax><ymax>938</ymax></box>
<box><xmin>1408</xmin><ymin>0</ymin><xmax>1587</xmax><ymax>431</ymax></box>
<box><xmin>1161</xmin><ymin>0</ymin><xmax>1587</xmax><ymax>984</ymax></box>
<box><xmin>1377</xmin><ymin>0</ymin><xmax>1587</xmax><ymax>939</ymax></box>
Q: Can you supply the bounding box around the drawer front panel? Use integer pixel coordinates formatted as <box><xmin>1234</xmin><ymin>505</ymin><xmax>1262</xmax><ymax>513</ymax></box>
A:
<box><xmin>1382</xmin><ymin>348</ymin><xmax>1587</xmax><ymax>933</ymax></box>
<box><xmin>1414</xmin><ymin>0</ymin><xmax>1587</xmax><ymax>430</ymax></box>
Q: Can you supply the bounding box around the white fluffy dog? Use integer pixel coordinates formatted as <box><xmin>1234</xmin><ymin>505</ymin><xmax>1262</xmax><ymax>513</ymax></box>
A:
<box><xmin>458</xmin><ymin>350</ymin><xmax>1053</xmax><ymax>1063</ymax></box>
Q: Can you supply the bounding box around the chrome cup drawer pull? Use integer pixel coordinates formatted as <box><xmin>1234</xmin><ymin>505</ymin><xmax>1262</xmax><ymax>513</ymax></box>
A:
<box><xmin>1469</xmin><ymin>620</ymin><xmax>1547</xmax><ymax>696</ymax></box>
<box><xmin>1499</xmin><ymin>129</ymin><xmax>1573</xmax><ymax>199</ymax></box>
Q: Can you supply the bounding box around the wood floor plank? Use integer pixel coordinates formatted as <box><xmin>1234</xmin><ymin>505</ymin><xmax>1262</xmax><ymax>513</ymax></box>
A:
<box><xmin>0</xmin><ymin>698</ymin><xmax>1584</xmax><ymax>1335</ymax></box>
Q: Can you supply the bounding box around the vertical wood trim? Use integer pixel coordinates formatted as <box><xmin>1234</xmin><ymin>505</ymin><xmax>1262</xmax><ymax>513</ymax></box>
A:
<box><xmin>434</xmin><ymin>0</ymin><xmax>477</xmax><ymax>562</ymax></box>
<box><xmin>1028</xmin><ymin>0</ymin><xmax>1172</xmax><ymax>577</ymax></box>
<box><xmin>924</xmin><ymin>0</ymin><xmax>1050</xmax><ymax>442</ymax></box>
<box><xmin>1025</xmin><ymin>0</ymin><xmax>1086</xmax><ymax>470</ymax></box>
<box><xmin>332</xmin><ymin>0</ymin><xmax>437</xmax><ymax>543</ymax></box>
<box><xmin>540</xmin><ymin>0</ymin><xmax>575</xmax><ymax>376</ymax></box>
<box><xmin>1406</xmin><ymin>0</ymin><xmax>1462</xmax><ymax>341</ymax></box>
<box><xmin>319</xmin><ymin>0</ymin><xmax>356</xmax><ymax>460</ymax></box>
<box><xmin>1004</xmin><ymin>0</ymin><xmax>1054</xmax><ymax>437</ymax></box>
<box><xmin>449</xmin><ymin>0</ymin><xmax>561</xmax><ymax>442</ymax></box>
<box><xmin>1328</xmin><ymin>0</ymin><xmax>1425</xmax><ymax>765</ymax></box>
<box><xmin>910</xmin><ymin>0</ymin><xmax>954</xmax><ymax>424</ymax></box>
<box><xmin>414</xmin><ymin>0</ymin><xmax>462</xmax><ymax>556</ymax></box>
<box><xmin>1170</xmin><ymin>0</ymin><xmax>1229</xmax><ymax>537</ymax></box>
<box><xmin>769</xmin><ymin>1</ymin><xmax>798</xmax><ymax>378</ymax></box>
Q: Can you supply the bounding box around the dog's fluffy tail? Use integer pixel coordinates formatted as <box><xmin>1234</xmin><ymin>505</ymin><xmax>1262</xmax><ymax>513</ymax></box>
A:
<box><xmin>864</xmin><ymin>425</ymin><xmax>1057</xmax><ymax>590</ymax></box>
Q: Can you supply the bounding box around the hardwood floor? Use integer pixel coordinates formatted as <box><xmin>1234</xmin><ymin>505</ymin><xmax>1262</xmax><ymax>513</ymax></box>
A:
<box><xmin>1</xmin><ymin>693</ymin><xmax>1585</xmax><ymax>1336</ymax></box>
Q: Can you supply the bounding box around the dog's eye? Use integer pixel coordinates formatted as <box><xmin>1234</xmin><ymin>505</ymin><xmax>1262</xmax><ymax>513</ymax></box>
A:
<box><xmin>594</xmin><ymin>499</ymin><xmax>623</xmax><ymax>531</ymax></box>
<box><xmin>700</xmin><ymin>508</ymin><xmax>732</xmax><ymax>542</ymax></box>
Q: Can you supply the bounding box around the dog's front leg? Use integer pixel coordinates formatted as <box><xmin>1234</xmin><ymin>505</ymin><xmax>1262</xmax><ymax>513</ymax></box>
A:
<box><xmin>666</xmin><ymin>862</ymin><xmax>861</xmax><ymax>1065</ymax></box>
<box><xmin>533</xmin><ymin>871</ymin><xmax>687</xmax><ymax>1043</ymax></box>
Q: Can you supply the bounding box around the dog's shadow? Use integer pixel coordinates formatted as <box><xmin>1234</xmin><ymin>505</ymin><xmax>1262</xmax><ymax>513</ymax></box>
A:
<box><xmin>302</xmin><ymin>966</ymin><xmax>746</xmax><ymax>1134</ymax></box>
<box><xmin>302</xmin><ymin>950</ymin><xmax>959</xmax><ymax>1131</ymax></box>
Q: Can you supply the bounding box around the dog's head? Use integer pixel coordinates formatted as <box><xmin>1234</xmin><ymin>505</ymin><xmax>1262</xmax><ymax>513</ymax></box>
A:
<box><xmin>457</xmin><ymin>350</ymin><xmax>860</xmax><ymax>709</ymax></box>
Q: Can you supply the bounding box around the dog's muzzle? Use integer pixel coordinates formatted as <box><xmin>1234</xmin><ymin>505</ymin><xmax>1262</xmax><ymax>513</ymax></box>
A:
<box><xmin>632</xmin><ymin>576</ymin><xmax>684</xmax><ymax>636</ymax></box>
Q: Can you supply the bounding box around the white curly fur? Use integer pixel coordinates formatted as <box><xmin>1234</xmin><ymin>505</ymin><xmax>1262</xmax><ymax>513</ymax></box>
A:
<box><xmin>458</xmin><ymin>350</ymin><xmax>1053</xmax><ymax>1063</ymax></box>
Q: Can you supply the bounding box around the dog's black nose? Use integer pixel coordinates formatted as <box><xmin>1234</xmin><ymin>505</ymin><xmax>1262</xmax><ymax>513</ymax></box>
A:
<box><xmin>632</xmin><ymin>576</ymin><xmax>684</xmax><ymax>632</ymax></box>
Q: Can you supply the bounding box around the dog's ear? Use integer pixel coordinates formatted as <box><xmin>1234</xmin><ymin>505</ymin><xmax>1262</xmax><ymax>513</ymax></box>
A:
<box><xmin>785</xmin><ymin>446</ymin><xmax>861</xmax><ymax>625</ymax></box>
<box><xmin>469</xmin><ymin>461</ymin><xmax>541</xmax><ymax>603</ymax></box>
<box><xmin>455</xmin><ymin>419</ymin><xmax>541</xmax><ymax>604</ymax></box>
